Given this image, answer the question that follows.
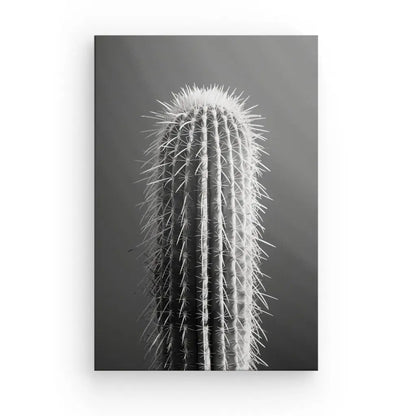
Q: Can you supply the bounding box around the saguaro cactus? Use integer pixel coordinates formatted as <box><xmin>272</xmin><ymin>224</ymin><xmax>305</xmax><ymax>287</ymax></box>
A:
<box><xmin>141</xmin><ymin>86</ymin><xmax>270</xmax><ymax>370</ymax></box>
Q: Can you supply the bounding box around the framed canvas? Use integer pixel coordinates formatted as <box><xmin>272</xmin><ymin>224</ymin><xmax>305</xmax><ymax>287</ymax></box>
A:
<box><xmin>94</xmin><ymin>36</ymin><xmax>317</xmax><ymax>370</ymax></box>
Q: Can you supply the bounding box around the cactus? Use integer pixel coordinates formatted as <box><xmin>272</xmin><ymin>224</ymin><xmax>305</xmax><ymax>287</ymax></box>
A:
<box><xmin>141</xmin><ymin>85</ymin><xmax>270</xmax><ymax>370</ymax></box>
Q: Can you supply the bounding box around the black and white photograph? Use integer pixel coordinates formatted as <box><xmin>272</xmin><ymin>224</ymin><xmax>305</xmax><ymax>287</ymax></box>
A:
<box><xmin>95</xmin><ymin>36</ymin><xmax>318</xmax><ymax>370</ymax></box>
<box><xmin>3</xmin><ymin>1</ymin><xmax>416</xmax><ymax>415</ymax></box>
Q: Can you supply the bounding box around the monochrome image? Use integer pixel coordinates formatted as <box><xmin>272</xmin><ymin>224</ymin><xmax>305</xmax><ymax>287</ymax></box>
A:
<box><xmin>95</xmin><ymin>36</ymin><xmax>317</xmax><ymax>370</ymax></box>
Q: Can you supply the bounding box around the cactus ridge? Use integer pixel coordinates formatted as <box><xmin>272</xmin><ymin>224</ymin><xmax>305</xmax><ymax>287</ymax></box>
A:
<box><xmin>141</xmin><ymin>85</ymin><xmax>270</xmax><ymax>370</ymax></box>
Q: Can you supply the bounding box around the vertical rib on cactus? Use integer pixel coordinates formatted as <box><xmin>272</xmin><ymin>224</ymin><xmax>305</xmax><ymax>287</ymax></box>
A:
<box><xmin>141</xmin><ymin>85</ymin><xmax>270</xmax><ymax>370</ymax></box>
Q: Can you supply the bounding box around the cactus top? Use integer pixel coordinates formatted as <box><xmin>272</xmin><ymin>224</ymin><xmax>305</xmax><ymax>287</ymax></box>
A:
<box><xmin>153</xmin><ymin>85</ymin><xmax>261</xmax><ymax>131</ymax></box>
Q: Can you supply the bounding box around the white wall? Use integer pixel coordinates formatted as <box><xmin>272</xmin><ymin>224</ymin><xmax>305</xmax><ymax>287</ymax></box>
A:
<box><xmin>1</xmin><ymin>1</ymin><xmax>415</xmax><ymax>415</ymax></box>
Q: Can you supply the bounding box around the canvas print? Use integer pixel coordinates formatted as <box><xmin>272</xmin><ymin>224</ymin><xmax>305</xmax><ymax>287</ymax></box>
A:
<box><xmin>95</xmin><ymin>36</ymin><xmax>317</xmax><ymax>370</ymax></box>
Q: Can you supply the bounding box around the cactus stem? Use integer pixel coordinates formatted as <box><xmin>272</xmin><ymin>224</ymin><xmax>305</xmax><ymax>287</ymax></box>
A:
<box><xmin>141</xmin><ymin>85</ymin><xmax>270</xmax><ymax>370</ymax></box>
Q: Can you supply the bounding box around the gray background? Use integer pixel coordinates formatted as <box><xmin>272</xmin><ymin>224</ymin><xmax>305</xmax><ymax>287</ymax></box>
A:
<box><xmin>95</xmin><ymin>36</ymin><xmax>317</xmax><ymax>370</ymax></box>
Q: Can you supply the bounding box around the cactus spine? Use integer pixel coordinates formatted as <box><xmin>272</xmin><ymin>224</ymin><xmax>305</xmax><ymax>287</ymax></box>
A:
<box><xmin>141</xmin><ymin>86</ymin><xmax>270</xmax><ymax>370</ymax></box>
